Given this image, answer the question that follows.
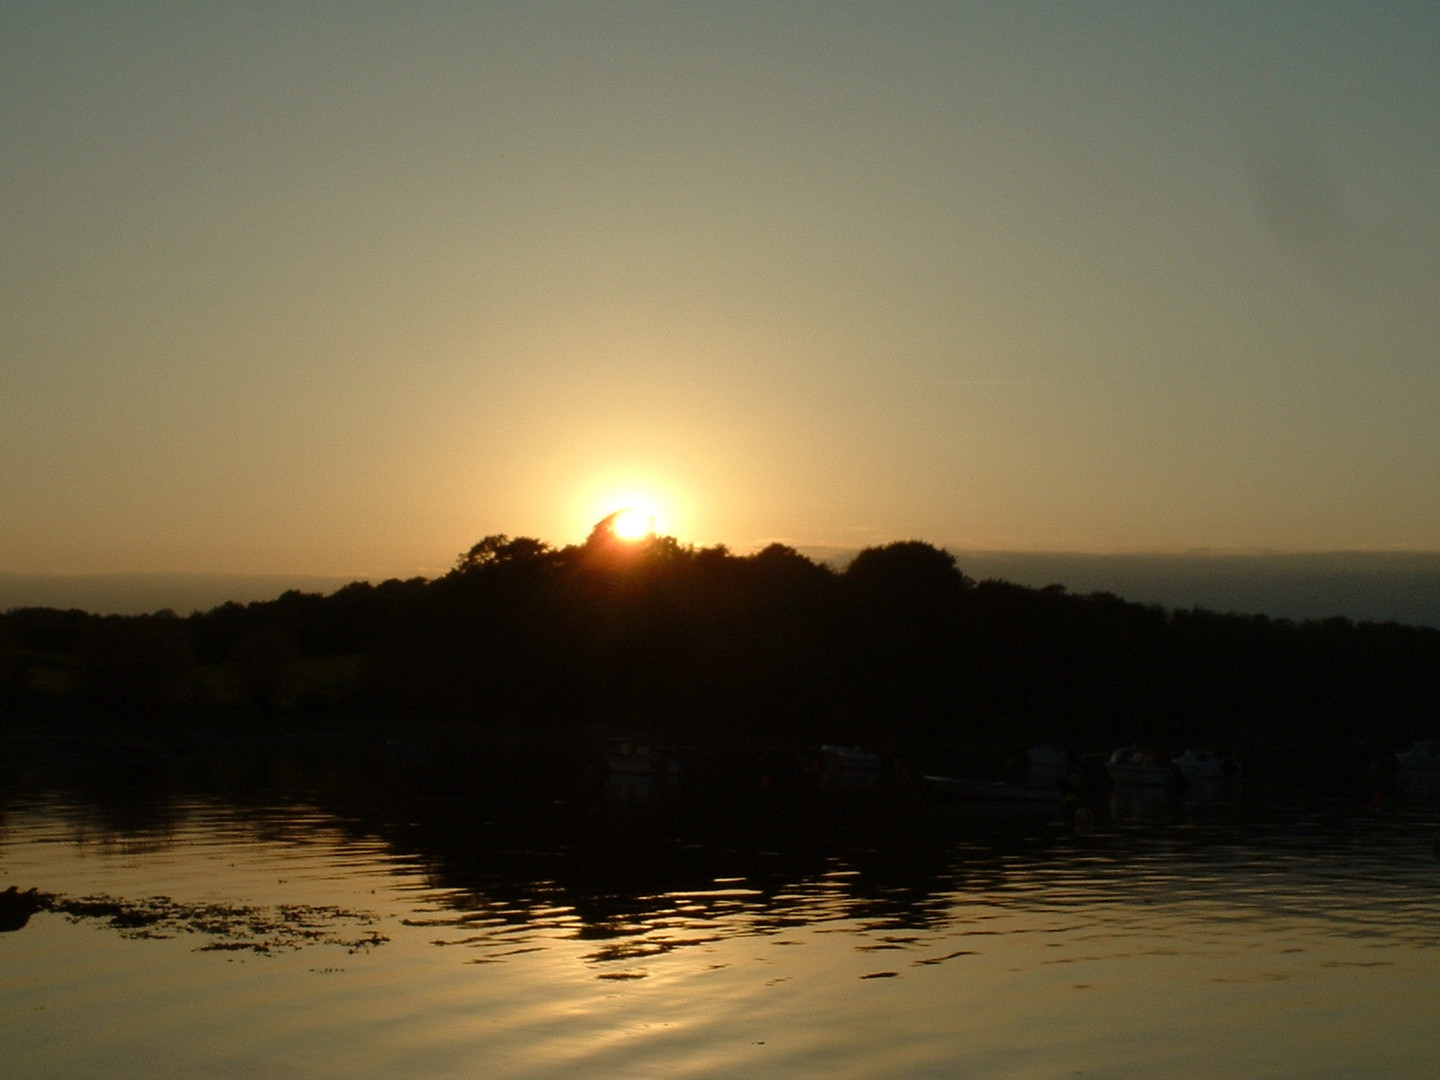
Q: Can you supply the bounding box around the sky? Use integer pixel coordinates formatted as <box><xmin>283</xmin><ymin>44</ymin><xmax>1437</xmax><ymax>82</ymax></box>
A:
<box><xmin>4</xmin><ymin>2</ymin><xmax>1439</xmax><ymax>586</ymax></box>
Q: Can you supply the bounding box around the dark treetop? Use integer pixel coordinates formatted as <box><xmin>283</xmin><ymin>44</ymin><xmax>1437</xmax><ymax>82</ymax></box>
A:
<box><xmin>4</xmin><ymin>526</ymin><xmax>1438</xmax><ymax>755</ymax></box>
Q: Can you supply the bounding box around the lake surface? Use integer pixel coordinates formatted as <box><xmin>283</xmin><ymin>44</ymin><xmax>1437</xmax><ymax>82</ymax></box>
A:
<box><xmin>4</xmin><ymin>734</ymin><xmax>1440</xmax><ymax>1079</ymax></box>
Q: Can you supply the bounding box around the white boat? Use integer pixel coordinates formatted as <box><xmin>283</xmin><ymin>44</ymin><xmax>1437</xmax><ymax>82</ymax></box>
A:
<box><xmin>922</xmin><ymin>774</ymin><xmax>1066</xmax><ymax>804</ymax></box>
<box><xmin>1396</xmin><ymin>740</ymin><xmax>1440</xmax><ymax>771</ymax></box>
<box><xmin>1171</xmin><ymin>748</ymin><xmax>1229</xmax><ymax>781</ymax></box>
<box><xmin>1106</xmin><ymin>746</ymin><xmax>1174</xmax><ymax>787</ymax></box>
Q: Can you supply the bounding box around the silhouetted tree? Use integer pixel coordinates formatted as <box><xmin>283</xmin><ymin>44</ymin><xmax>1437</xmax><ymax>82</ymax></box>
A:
<box><xmin>359</xmin><ymin>629</ymin><xmax>452</xmax><ymax>718</ymax></box>
<box><xmin>10</xmin><ymin>527</ymin><xmax>1440</xmax><ymax>753</ymax></box>
<box><xmin>455</xmin><ymin>535</ymin><xmax>553</xmax><ymax>572</ymax></box>
<box><xmin>837</xmin><ymin>542</ymin><xmax>973</xmax><ymax>732</ymax></box>
<box><xmin>224</xmin><ymin>625</ymin><xmax>298</xmax><ymax>714</ymax></box>
<box><xmin>0</xmin><ymin>614</ymin><xmax>20</xmax><ymax>703</ymax></box>
<box><xmin>76</xmin><ymin>612</ymin><xmax>196</xmax><ymax>713</ymax></box>
<box><xmin>7</xmin><ymin>607</ymin><xmax>92</xmax><ymax>655</ymax></box>
<box><xmin>845</xmin><ymin>540</ymin><xmax>972</xmax><ymax>599</ymax></box>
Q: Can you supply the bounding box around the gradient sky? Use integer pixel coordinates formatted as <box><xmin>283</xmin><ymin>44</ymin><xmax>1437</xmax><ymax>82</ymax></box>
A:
<box><xmin>4</xmin><ymin>2</ymin><xmax>1438</xmax><ymax>580</ymax></box>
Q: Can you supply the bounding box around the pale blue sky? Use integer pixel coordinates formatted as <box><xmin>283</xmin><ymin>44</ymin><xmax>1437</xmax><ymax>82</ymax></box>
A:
<box><xmin>3</xmin><ymin>2</ymin><xmax>1438</xmax><ymax>578</ymax></box>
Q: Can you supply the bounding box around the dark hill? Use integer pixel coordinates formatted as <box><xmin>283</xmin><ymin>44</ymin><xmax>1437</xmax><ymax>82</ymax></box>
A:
<box><xmin>4</xmin><ymin>529</ymin><xmax>1438</xmax><ymax>758</ymax></box>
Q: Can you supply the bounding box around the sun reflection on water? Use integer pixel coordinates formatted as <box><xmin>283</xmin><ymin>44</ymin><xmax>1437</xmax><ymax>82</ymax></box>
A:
<box><xmin>5</xmin><ymin>768</ymin><xmax>1440</xmax><ymax>1078</ymax></box>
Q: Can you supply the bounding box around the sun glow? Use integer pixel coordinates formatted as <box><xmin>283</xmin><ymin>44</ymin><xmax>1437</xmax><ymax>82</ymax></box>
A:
<box><xmin>610</xmin><ymin>507</ymin><xmax>656</xmax><ymax>541</ymax></box>
<box><xmin>570</xmin><ymin>472</ymin><xmax>684</xmax><ymax>544</ymax></box>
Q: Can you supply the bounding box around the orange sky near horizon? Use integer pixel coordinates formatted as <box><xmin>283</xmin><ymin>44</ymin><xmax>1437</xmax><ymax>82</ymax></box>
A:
<box><xmin>3</xmin><ymin>3</ymin><xmax>1438</xmax><ymax>580</ymax></box>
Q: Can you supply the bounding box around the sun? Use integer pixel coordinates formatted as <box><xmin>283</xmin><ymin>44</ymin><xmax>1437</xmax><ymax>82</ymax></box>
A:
<box><xmin>610</xmin><ymin>507</ymin><xmax>656</xmax><ymax>541</ymax></box>
<box><xmin>572</xmin><ymin>478</ymin><xmax>676</xmax><ymax>544</ymax></box>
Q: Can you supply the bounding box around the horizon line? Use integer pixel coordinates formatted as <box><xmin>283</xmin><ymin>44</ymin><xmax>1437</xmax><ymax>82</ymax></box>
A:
<box><xmin>6</xmin><ymin>545</ymin><xmax>1440</xmax><ymax>582</ymax></box>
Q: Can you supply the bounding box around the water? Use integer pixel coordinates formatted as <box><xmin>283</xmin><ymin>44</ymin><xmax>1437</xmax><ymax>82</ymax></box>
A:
<box><xmin>4</xmin><ymin>736</ymin><xmax>1440</xmax><ymax>1078</ymax></box>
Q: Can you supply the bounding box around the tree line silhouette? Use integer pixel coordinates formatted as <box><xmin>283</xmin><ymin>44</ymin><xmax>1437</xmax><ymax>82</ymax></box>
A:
<box><xmin>3</xmin><ymin>519</ymin><xmax>1438</xmax><ymax>754</ymax></box>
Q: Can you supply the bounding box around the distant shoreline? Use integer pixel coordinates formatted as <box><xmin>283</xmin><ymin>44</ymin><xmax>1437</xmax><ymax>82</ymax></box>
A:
<box><xmin>5</xmin><ymin>549</ymin><xmax>1440</xmax><ymax>628</ymax></box>
<box><xmin>0</xmin><ymin>572</ymin><xmax>368</xmax><ymax>617</ymax></box>
<box><xmin>934</xmin><ymin>549</ymin><xmax>1440</xmax><ymax>630</ymax></box>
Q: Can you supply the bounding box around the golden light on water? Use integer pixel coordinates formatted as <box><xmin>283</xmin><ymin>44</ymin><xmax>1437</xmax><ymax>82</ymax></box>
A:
<box><xmin>8</xmin><ymin>785</ymin><xmax>1439</xmax><ymax>1080</ymax></box>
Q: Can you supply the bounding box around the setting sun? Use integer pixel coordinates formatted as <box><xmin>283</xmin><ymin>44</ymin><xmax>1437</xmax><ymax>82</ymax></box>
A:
<box><xmin>572</xmin><ymin>475</ymin><xmax>679</xmax><ymax>544</ymax></box>
<box><xmin>610</xmin><ymin>507</ymin><xmax>656</xmax><ymax>541</ymax></box>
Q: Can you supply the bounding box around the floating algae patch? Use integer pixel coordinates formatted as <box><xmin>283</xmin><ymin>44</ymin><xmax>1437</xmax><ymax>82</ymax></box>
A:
<box><xmin>26</xmin><ymin>889</ymin><xmax>388</xmax><ymax>955</ymax></box>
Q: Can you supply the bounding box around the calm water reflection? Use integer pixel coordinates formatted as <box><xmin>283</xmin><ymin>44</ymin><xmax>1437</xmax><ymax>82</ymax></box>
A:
<box><xmin>4</xmin><ymin>734</ymin><xmax>1440</xmax><ymax>1078</ymax></box>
